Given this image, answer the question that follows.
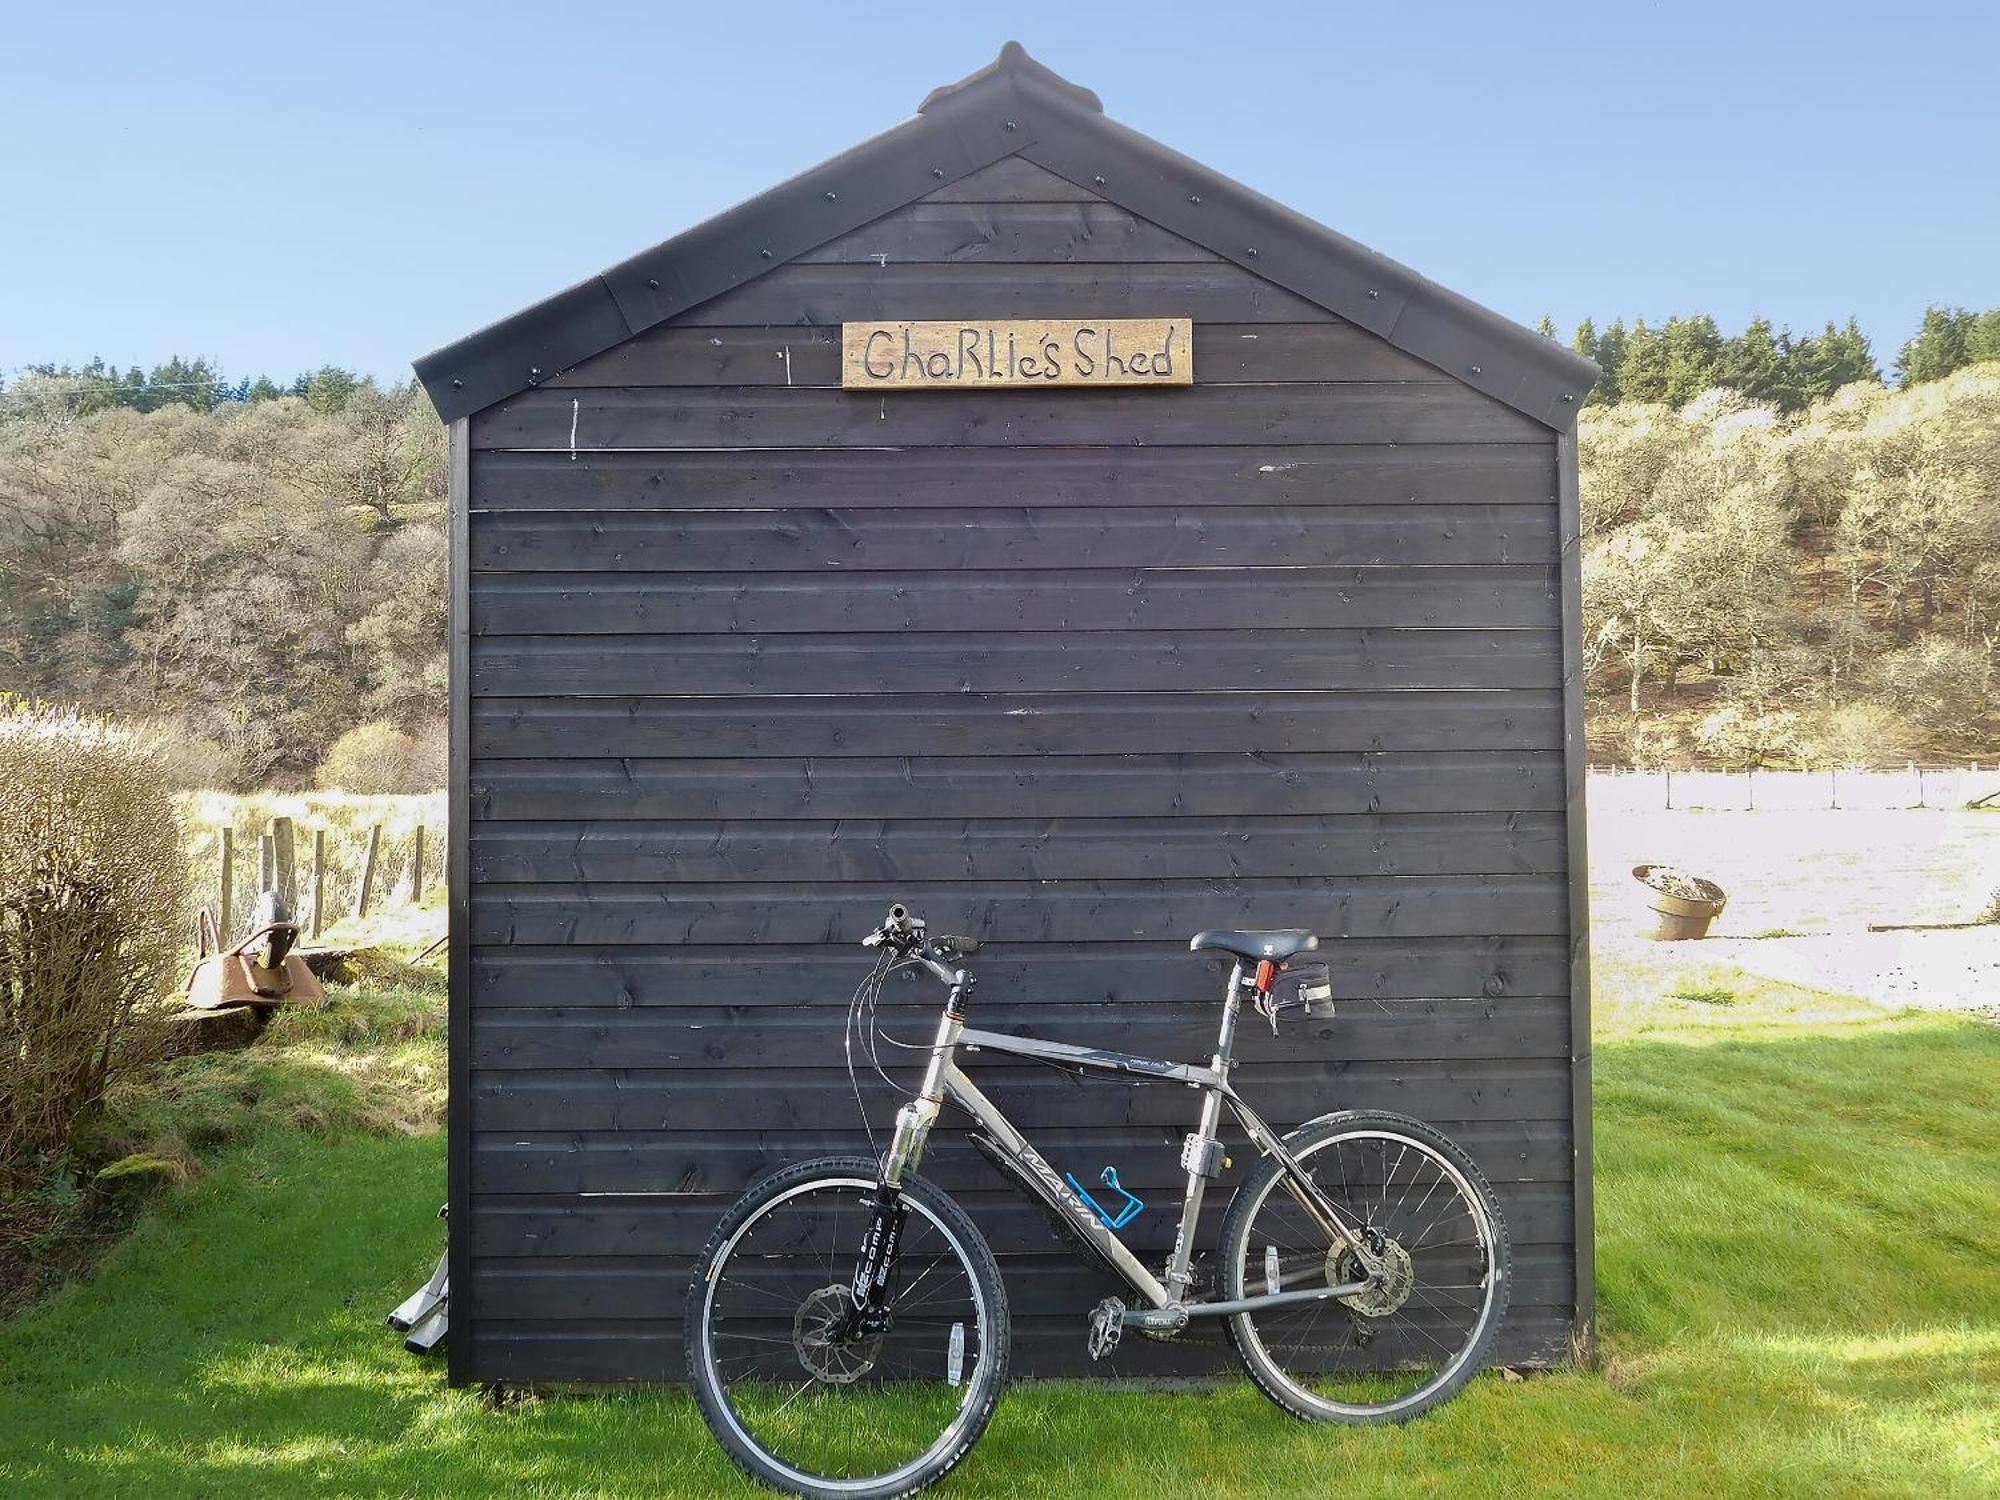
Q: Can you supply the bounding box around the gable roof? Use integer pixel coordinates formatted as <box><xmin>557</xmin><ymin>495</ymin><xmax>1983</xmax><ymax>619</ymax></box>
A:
<box><xmin>413</xmin><ymin>43</ymin><xmax>1599</xmax><ymax>429</ymax></box>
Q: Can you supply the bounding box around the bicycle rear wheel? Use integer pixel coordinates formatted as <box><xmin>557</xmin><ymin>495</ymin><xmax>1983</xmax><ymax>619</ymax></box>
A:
<box><xmin>1219</xmin><ymin>1111</ymin><xmax>1509</xmax><ymax>1424</ymax></box>
<box><xmin>685</xmin><ymin>1157</ymin><xmax>1009</xmax><ymax>1499</ymax></box>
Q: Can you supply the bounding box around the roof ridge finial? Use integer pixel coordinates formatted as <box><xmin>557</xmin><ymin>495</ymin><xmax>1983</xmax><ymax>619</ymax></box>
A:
<box><xmin>916</xmin><ymin>41</ymin><xmax>1104</xmax><ymax>116</ymax></box>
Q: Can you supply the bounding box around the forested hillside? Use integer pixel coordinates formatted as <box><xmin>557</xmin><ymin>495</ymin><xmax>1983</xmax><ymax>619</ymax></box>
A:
<box><xmin>1</xmin><ymin>305</ymin><xmax>1995</xmax><ymax>782</ymax></box>
<box><xmin>0</xmin><ymin>371</ymin><xmax>443</xmax><ymax>787</ymax></box>
<box><xmin>1581</xmin><ymin>364</ymin><xmax>2000</xmax><ymax>765</ymax></box>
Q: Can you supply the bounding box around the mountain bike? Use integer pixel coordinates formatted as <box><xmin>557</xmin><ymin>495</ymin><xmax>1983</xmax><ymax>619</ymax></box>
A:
<box><xmin>686</xmin><ymin>904</ymin><xmax>1510</xmax><ymax>1498</ymax></box>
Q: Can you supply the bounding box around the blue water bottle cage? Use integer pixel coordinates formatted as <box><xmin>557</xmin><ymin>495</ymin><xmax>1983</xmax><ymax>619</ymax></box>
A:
<box><xmin>1064</xmin><ymin>1166</ymin><xmax>1145</xmax><ymax>1230</ymax></box>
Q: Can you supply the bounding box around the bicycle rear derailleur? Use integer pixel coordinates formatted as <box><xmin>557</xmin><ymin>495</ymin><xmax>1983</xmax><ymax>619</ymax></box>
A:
<box><xmin>1086</xmin><ymin>1297</ymin><xmax>1124</xmax><ymax>1360</ymax></box>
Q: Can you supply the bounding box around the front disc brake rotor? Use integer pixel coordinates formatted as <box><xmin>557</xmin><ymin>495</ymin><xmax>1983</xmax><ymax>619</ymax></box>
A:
<box><xmin>792</xmin><ymin>1284</ymin><xmax>884</xmax><ymax>1383</ymax></box>
<box><xmin>1330</xmin><ymin>1239</ymin><xmax>1416</xmax><ymax>1319</ymax></box>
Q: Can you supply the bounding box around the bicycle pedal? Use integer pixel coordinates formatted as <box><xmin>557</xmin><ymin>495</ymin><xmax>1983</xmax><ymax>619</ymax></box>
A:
<box><xmin>1086</xmin><ymin>1297</ymin><xmax>1125</xmax><ymax>1360</ymax></box>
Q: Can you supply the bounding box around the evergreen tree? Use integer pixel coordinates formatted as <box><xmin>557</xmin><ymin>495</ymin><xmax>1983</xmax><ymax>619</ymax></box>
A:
<box><xmin>1823</xmin><ymin>317</ymin><xmax>1880</xmax><ymax>388</ymax></box>
<box><xmin>1793</xmin><ymin>319</ymin><xmax>1881</xmax><ymax>404</ymax></box>
<box><xmin>1536</xmin><ymin>314</ymin><xmax>1558</xmax><ymax>339</ymax></box>
<box><xmin>1619</xmin><ymin>320</ymin><xmax>1669</xmax><ymax>403</ymax></box>
<box><xmin>1590</xmin><ymin>319</ymin><xmax>1627</xmax><ymax>405</ymax></box>
<box><xmin>1896</xmin><ymin>306</ymin><xmax>1973</xmax><ymax>386</ymax></box>
<box><xmin>146</xmin><ymin>356</ymin><xmax>223</xmax><ymax>413</ymax></box>
<box><xmin>1721</xmin><ymin>317</ymin><xmax>1788</xmax><ymax>408</ymax></box>
<box><xmin>303</xmin><ymin>366</ymin><xmax>362</xmax><ymax>414</ymax></box>
<box><xmin>1660</xmin><ymin>314</ymin><xmax>1726</xmax><ymax>406</ymax></box>
<box><xmin>1965</xmin><ymin>310</ymin><xmax>2000</xmax><ymax>365</ymax></box>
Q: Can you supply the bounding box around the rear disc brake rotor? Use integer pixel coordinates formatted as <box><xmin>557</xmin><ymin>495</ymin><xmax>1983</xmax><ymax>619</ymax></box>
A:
<box><xmin>1330</xmin><ymin>1239</ymin><xmax>1415</xmax><ymax>1319</ymax></box>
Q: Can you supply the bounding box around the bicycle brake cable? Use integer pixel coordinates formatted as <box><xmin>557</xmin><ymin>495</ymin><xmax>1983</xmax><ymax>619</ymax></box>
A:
<box><xmin>843</xmin><ymin>948</ymin><xmax>896</xmax><ymax>1154</ymax></box>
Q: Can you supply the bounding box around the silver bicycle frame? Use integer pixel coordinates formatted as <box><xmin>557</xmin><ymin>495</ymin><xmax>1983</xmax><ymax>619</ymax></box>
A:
<box><xmin>878</xmin><ymin>957</ymin><xmax>1370</xmax><ymax>1323</ymax></box>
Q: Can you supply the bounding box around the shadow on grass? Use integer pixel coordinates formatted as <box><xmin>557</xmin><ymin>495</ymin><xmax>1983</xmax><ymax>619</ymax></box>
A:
<box><xmin>0</xmin><ymin>1015</ymin><xmax>1992</xmax><ymax>1497</ymax></box>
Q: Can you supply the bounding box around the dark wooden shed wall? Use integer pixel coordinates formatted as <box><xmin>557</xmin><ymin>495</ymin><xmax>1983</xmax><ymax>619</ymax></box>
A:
<box><xmin>456</xmin><ymin>157</ymin><xmax>1582</xmax><ymax>1383</ymax></box>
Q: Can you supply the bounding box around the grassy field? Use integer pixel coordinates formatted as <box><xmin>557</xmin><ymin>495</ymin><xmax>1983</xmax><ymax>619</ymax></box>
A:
<box><xmin>0</xmin><ymin>945</ymin><xmax>1992</xmax><ymax>1498</ymax></box>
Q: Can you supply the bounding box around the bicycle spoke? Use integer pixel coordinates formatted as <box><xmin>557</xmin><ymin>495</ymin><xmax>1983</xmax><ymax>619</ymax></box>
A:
<box><xmin>1231</xmin><ymin>1126</ymin><xmax>1502</xmax><ymax>1416</ymax></box>
<box><xmin>695</xmin><ymin>1173</ymin><xmax>996</xmax><ymax>1489</ymax></box>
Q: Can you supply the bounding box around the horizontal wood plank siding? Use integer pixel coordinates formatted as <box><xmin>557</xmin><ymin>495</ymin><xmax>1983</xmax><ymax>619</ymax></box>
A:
<box><xmin>468</xmin><ymin>877</ymin><xmax>1569</xmax><ymax>945</ymax></box>
<box><xmin>469</xmin><ymin>445</ymin><xmax>1558</xmax><ymax>511</ymax></box>
<box><xmin>795</xmin><ymin>201</ymin><xmax>1226</xmax><ymax>263</ymax></box>
<box><xmin>476</xmin><ymin>383</ymin><xmax>1544</xmax><ymax>450</ymax></box>
<box><xmin>468</xmin><ymin>813</ymin><xmax>1567</xmax><ymax>882</ymax></box>
<box><xmin>471</xmin><ymin>567</ymin><xmax>1560</xmax><ymax>633</ymax></box>
<box><xmin>469</xmin><ymin>995</ymin><xmax>1575</xmax><ymax>1065</ymax></box>
<box><xmin>469</xmin><ymin>751</ymin><xmax>1568</xmax><ymax>819</ymax></box>
<box><xmin>918</xmin><ymin>157</ymin><xmax>1104</xmax><ymax>202</ymax></box>
<box><xmin>472</xmin><ymin>505</ymin><xmax>1560</xmax><ymax>572</ymax></box>
<box><xmin>456</xmin><ymin>180</ymin><xmax>1580</xmax><ymax>1384</ymax></box>
<box><xmin>665</xmin><ymin>262</ymin><xmax>1340</xmax><ymax>326</ymax></box>
<box><xmin>470</xmin><ymin>939</ymin><xmax>1572</xmax><ymax>1008</ymax></box>
<box><xmin>471</xmin><ymin>692</ymin><xmax>1564</xmax><ymax>758</ymax></box>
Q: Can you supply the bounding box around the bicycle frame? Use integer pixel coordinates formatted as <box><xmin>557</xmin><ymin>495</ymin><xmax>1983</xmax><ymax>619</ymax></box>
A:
<box><xmin>875</xmin><ymin>954</ymin><xmax>1373</xmax><ymax>1329</ymax></box>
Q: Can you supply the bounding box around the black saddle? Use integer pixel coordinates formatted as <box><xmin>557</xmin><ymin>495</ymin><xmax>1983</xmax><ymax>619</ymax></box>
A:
<box><xmin>1189</xmin><ymin>928</ymin><xmax>1319</xmax><ymax>963</ymax></box>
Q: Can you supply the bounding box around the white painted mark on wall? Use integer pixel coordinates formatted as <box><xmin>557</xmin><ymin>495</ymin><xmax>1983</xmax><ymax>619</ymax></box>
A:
<box><xmin>568</xmin><ymin>398</ymin><xmax>580</xmax><ymax>461</ymax></box>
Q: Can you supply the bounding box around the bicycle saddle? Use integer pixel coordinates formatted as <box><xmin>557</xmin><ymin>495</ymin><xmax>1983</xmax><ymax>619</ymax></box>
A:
<box><xmin>1188</xmin><ymin>928</ymin><xmax>1319</xmax><ymax>962</ymax></box>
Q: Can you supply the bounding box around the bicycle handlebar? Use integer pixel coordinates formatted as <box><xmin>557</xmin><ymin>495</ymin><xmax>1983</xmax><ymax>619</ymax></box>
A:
<box><xmin>861</xmin><ymin>904</ymin><xmax>978</xmax><ymax>975</ymax></box>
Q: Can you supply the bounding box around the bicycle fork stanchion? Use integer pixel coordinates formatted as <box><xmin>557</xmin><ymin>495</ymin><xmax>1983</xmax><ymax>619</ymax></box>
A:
<box><xmin>861</xmin><ymin>960</ymin><xmax>972</xmax><ymax>1324</ymax></box>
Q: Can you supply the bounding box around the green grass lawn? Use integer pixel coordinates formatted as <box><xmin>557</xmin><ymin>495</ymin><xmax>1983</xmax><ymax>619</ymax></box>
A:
<box><xmin>1</xmin><ymin>965</ymin><xmax>1994</xmax><ymax>1498</ymax></box>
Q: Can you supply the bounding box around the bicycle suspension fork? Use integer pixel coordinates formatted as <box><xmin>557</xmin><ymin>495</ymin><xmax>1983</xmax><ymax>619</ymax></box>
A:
<box><xmin>852</xmin><ymin>964</ymin><xmax>970</xmax><ymax>1317</ymax></box>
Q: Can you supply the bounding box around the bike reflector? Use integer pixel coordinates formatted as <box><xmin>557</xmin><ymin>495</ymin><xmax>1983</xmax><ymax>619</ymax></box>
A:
<box><xmin>948</xmin><ymin>1322</ymin><xmax>966</xmax><ymax>1387</ymax></box>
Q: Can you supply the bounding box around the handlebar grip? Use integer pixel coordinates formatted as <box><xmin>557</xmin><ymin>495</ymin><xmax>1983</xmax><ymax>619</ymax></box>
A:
<box><xmin>937</xmin><ymin>935</ymin><xmax>980</xmax><ymax>955</ymax></box>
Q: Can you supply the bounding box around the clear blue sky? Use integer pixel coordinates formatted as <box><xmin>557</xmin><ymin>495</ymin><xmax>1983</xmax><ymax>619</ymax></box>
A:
<box><xmin>2</xmin><ymin>0</ymin><xmax>1994</xmax><ymax>385</ymax></box>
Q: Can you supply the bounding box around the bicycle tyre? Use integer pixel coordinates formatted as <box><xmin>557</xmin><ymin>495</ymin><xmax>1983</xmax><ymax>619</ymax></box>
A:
<box><xmin>1218</xmin><ymin>1111</ymin><xmax>1510</xmax><ymax>1425</ymax></box>
<box><xmin>685</xmin><ymin>1156</ymin><xmax>1010</xmax><ymax>1498</ymax></box>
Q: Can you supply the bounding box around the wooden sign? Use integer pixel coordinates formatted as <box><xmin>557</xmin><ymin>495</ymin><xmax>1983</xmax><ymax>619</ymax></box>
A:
<box><xmin>843</xmin><ymin>318</ymin><xmax>1193</xmax><ymax>389</ymax></box>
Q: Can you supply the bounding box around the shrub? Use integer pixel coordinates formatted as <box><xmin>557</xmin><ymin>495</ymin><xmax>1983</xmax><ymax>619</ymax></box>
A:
<box><xmin>315</xmin><ymin>721</ymin><xmax>430</xmax><ymax>795</ymax></box>
<box><xmin>1692</xmin><ymin>704</ymin><xmax>1812</xmax><ymax>767</ymax></box>
<box><xmin>1871</xmin><ymin>638</ymin><xmax>1993</xmax><ymax>738</ymax></box>
<box><xmin>1805</xmin><ymin>703</ymin><xmax>1904</xmax><ymax>769</ymax></box>
<box><xmin>127</xmin><ymin>717</ymin><xmax>245</xmax><ymax>791</ymax></box>
<box><xmin>0</xmin><ymin>703</ymin><xmax>190</xmax><ymax>1169</ymax></box>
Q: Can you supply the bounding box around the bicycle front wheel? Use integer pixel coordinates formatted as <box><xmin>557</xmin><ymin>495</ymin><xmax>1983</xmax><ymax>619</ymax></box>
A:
<box><xmin>1219</xmin><ymin>1111</ymin><xmax>1509</xmax><ymax>1424</ymax></box>
<box><xmin>685</xmin><ymin>1157</ymin><xmax>1009</xmax><ymax>1499</ymax></box>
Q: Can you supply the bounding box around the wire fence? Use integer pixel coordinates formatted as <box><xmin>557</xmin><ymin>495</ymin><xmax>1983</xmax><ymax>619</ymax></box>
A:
<box><xmin>1586</xmin><ymin>766</ymin><xmax>2000</xmax><ymax>813</ymax></box>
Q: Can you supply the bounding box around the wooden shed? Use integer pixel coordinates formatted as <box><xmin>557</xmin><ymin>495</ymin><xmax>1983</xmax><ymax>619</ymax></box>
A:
<box><xmin>415</xmin><ymin>42</ymin><xmax>1599</xmax><ymax>1387</ymax></box>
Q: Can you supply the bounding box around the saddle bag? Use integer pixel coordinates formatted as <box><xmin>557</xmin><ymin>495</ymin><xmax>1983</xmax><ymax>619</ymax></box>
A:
<box><xmin>1267</xmin><ymin>958</ymin><xmax>1335</xmax><ymax>1020</ymax></box>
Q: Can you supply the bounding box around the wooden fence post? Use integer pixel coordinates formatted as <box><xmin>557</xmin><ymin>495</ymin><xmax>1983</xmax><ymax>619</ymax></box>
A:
<box><xmin>355</xmin><ymin>824</ymin><xmax>382</xmax><ymax>919</ymax></box>
<box><xmin>409</xmin><ymin>825</ymin><xmax>425</xmax><ymax>903</ymax></box>
<box><xmin>269</xmin><ymin>816</ymin><xmax>296</xmax><ymax>909</ymax></box>
<box><xmin>311</xmin><ymin>827</ymin><xmax>328</xmax><ymax>939</ymax></box>
<box><xmin>217</xmin><ymin>827</ymin><xmax>234</xmax><ymax>939</ymax></box>
<box><xmin>259</xmin><ymin>834</ymin><xmax>276</xmax><ymax>897</ymax></box>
